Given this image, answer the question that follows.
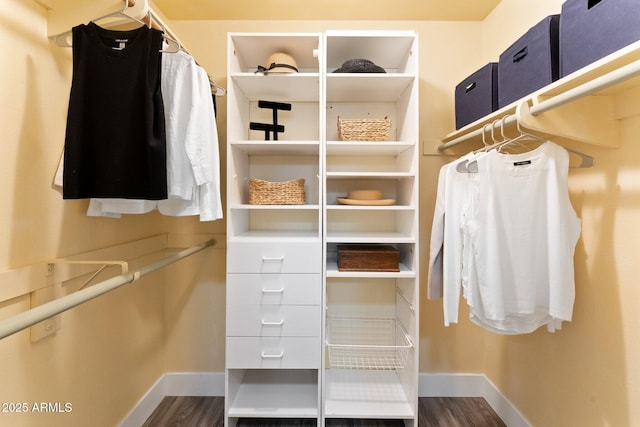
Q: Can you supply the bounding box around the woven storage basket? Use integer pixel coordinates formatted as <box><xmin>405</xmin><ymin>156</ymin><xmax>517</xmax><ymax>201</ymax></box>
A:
<box><xmin>249</xmin><ymin>178</ymin><xmax>306</xmax><ymax>205</ymax></box>
<box><xmin>337</xmin><ymin>116</ymin><xmax>391</xmax><ymax>141</ymax></box>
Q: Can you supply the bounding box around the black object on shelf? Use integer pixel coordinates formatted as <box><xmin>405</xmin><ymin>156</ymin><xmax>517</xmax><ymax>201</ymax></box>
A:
<box><xmin>249</xmin><ymin>100</ymin><xmax>292</xmax><ymax>140</ymax></box>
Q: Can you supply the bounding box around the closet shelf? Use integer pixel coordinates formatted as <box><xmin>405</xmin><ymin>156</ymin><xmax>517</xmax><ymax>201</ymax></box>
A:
<box><xmin>227</xmin><ymin>370</ymin><xmax>319</xmax><ymax>418</ymax></box>
<box><xmin>326</xmin><ymin>205</ymin><xmax>414</xmax><ymax>210</ymax></box>
<box><xmin>230</xmin><ymin>204</ymin><xmax>320</xmax><ymax>210</ymax></box>
<box><xmin>323</xmin><ymin>370</ymin><xmax>415</xmax><ymax>419</ymax></box>
<box><xmin>231</xmin><ymin>73</ymin><xmax>320</xmax><ymax>102</ymax></box>
<box><xmin>231</xmin><ymin>140</ymin><xmax>320</xmax><ymax>155</ymax></box>
<box><xmin>326</xmin><ymin>172</ymin><xmax>415</xmax><ymax>179</ymax></box>
<box><xmin>0</xmin><ymin>235</ymin><xmax>215</xmax><ymax>340</ymax></box>
<box><xmin>438</xmin><ymin>39</ymin><xmax>640</xmax><ymax>152</ymax></box>
<box><xmin>326</xmin><ymin>232</ymin><xmax>415</xmax><ymax>244</ymax></box>
<box><xmin>326</xmin><ymin>141</ymin><xmax>414</xmax><ymax>156</ymax></box>
<box><xmin>231</xmin><ymin>230</ymin><xmax>321</xmax><ymax>241</ymax></box>
<box><xmin>326</xmin><ymin>74</ymin><xmax>415</xmax><ymax>102</ymax></box>
<box><xmin>326</xmin><ymin>261</ymin><xmax>415</xmax><ymax>278</ymax></box>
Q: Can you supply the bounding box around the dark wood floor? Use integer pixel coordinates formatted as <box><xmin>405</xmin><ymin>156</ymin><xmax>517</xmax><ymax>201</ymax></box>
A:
<box><xmin>142</xmin><ymin>396</ymin><xmax>506</xmax><ymax>426</ymax></box>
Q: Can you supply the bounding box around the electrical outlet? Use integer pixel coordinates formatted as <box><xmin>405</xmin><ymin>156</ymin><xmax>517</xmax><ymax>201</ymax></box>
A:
<box><xmin>30</xmin><ymin>284</ymin><xmax>62</xmax><ymax>342</ymax></box>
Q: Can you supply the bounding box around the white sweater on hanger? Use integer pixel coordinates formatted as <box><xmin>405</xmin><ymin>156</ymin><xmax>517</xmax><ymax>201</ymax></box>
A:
<box><xmin>428</xmin><ymin>141</ymin><xmax>580</xmax><ymax>334</ymax></box>
<box><xmin>465</xmin><ymin>142</ymin><xmax>580</xmax><ymax>334</ymax></box>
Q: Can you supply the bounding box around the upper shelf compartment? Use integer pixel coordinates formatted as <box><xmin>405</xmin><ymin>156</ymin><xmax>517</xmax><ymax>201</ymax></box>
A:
<box><xmin>229</xmin><ymin>33</ymin><xmax>321</xmax><ymax>103</ymax></box>
<box><xmin>229</xmin><ymin>33</ymin><xmax>321</xmax><ymax>74</ymax></box>
<box><xmin>439</xmin><ymin>39</ymin><xmax>640</xmax><ymax>152</ymax></box>
<box><xmin>325</xmin><ymin>31</ymin><xmax>417</xmax><ymax>103</ymax></box>
<box><xmin>325</xmin><ymin>30</ymin><xmax>417</xmax><ymax>74</ymax></box>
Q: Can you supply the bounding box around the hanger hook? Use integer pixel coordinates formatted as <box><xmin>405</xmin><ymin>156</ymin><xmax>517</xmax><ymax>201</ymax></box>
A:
<box><xmin>499</xmin><ymin>116</ymin><xmax>508</xmax><ymax>142</ymax></box>
<box><xmin>481</xmin><ymin>122</ymin><xmax>490</xmax><ymax>147</ymax></box>
<box><xmin>490</xmin><ymin>119</ymin><xmax>502</xmax><ymax>144</ymax></box>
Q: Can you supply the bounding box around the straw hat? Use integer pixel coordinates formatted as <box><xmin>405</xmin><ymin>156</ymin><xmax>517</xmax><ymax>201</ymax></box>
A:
<box><xmin>337</xmin><ymin>189</ymin><xmax>395</xmax><ymax>206</ymax></box>
<box><xmin>259</xmin><ymin>52</ymin><xmax>299</xmax><ymax>74</ymax></box>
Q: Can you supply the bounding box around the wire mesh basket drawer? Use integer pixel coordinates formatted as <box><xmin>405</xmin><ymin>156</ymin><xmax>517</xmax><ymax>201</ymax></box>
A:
<box><xmin>326</xmin><ymin>317</ymin><xmax>412</xmax><ymax>370</ymax></box>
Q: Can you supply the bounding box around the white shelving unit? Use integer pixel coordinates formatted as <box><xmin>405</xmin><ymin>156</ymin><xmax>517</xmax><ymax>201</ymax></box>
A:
<box><xmin>225</xmin><ymin>32</ymin><xmax>323</xmax><ymax>427</ymax></box>
<box><xmin>322</xmin><ymin>30</ymin><xmax>420</xmax><ymax>426</ymax></box>
<box><xmin>226</xmin><ymin>30</ymin><xmax>419</xmax><ymax>427</ymax></box>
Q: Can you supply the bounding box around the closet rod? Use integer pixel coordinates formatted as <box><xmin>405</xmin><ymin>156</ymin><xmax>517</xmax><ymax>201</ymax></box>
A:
<box><xmin>0</xmin><ymin>239</ymin><xmax>215</xmax><ymax>341</ymax></box>
<box><xmin>437</xmin><ymin>58</ymin><xmax>640</xmax><ymax>151</ymax></box>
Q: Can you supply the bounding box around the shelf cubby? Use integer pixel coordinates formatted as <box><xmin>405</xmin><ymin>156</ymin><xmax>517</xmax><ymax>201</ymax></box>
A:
<box><xmin>226</xmin><ymin>33</ymin><xmax>323</xmax><ymax>427</ymax></box>
<box><xmin>322</xmin><ymin>30</ymin><xmax>419</xmax><ymax>426</ymax></box>
<box><xmin>227</xmin><ymin>369</ymin><xmax>319</xmax><ymax>419</ymax></box>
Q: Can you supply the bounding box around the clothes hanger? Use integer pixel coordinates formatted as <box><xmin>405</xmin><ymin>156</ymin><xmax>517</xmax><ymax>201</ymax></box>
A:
<box><xmin>51</xmin><ymin>0</ymin><xmax>180</xmax><ymax>53</ymax></box>
<box><xmin>210</xmin><ymin>80</ymin><xmax>226</xmax><ymax>96</ymax></box>
<box><xmin>508</xmin><ymin>117</ymin><xmax>596</xmax><ymax>168</ymax></box>
<box><xmin>456</xmin><ymin>119</ymin><xmax>503</xmax><ymax>173</ymax></box>
<box><xmin>455</xmin><ymin>124</ymin><xmax>485</xmax><ymax>172</ymax></box>
<box><xmin>140</xmin><ymin>15</ymin><xmax>224</xmax><ymax>93</ymax></box>
<box><xmin>457</xmin><ymin>115</ymin><xmax>596</xmax><ymax>173</ymax></box>
<box><xmin>146</xmin><ymin>14</ymin><xmax>181</xmax><ymax>54</ymax></box>
<box><xmin>495</xmin><ymin>122</ymin><xmax>542</xmax><ymax>154</ymax></box>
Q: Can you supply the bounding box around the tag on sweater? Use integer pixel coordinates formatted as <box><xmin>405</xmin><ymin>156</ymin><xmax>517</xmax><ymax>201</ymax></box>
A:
<box><xmin>514</xmin><ymin>160</ymin><xmax>532</xmax><ymax>166</ymax></box>
<box><xmin>114</xmin><ymin>39</ymin><xmax>129</xmax><ymax>50</ymax></box>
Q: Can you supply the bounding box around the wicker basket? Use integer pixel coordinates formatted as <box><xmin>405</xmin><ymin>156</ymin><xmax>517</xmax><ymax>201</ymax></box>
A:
<box><xmin>249</xmin><ymin>178</ymin><xmax>306</xmax><ymax>205</ymax></box>
<box><xmin>337</xmin><ymin>116</ymin><xmax>391</xmax><ymax>141</ymax></box>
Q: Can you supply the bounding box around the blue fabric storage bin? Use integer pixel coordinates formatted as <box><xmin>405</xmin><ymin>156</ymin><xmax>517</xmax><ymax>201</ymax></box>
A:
<box><xmin>498</xmin><ymin>15</ymin><xmax>560</xmax><ymax>109</ymax></box>
<box><xmin>560</xmin><ymin>0</ymin><xmax>640</xmax><ymax>77</ymax></box>
<box><xmin>455</xmin><ymin>63</ymin><xmax>498</xmax><ymax>129</ymax></box>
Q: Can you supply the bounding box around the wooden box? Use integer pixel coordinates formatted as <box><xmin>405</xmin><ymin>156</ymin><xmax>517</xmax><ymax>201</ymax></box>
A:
<box><xmin>337</xmin><ymin>244</ymin><xmax>400</xmax><ymax>272</ymax></box>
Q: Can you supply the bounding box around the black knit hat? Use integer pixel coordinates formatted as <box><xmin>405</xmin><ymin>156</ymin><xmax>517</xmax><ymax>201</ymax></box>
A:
<box><xmin>333</xmin><ymin>58</ymin><xmax>386</xmax><ymax>73</ymax></box>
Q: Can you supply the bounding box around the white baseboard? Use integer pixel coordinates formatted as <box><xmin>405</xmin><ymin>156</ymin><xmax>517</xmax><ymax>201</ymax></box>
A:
<box><xmin>419</xmin><ymin>373</ymin><xmax>531</xmax><ymax>427</ymax></box>
<box><xmin>118</xmin><ymin>372</ymin><xmax>224</xmax><ymax>427</ymax></box>
<box><xmin>120</xmin><ymin>371</ymin><xmax>529</xmax><ymax>427</ymax></box>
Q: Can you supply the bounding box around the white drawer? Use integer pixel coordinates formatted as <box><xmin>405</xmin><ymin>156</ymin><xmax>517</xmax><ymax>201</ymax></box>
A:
<box><xmin>227</xmin><ymin>274</ymin><xmax>321</xmax><ymax>305</ymax></box>
<box><xmin>227</xmin><ymin>305</ymin><xmax>321</xmax><ymax>337</ymax></box>
<box><xmin>226</xmin><ymin>337</ymin><xmax>320</xmax><ymax>369</ymax></box>
<box><xmin>227</xmin><ymin>241</ymin><xmax>321</xmax><ymax>273</ymax></box>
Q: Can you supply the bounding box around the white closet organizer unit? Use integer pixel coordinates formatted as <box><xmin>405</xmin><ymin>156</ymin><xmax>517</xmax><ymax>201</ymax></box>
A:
<box><xmin>226</xmin><ymin>30</ymin><xmax>419</xmax><ymax>426</ymax></box>
<box><xmin>225</xmin><ymin>33</ymin><xmax>323</xmax><ymax>426</ymax></box>
<box><xmin>322</xmin><ymin>31</ymin><xmax>420</xmax><ymax>426</ymax></box>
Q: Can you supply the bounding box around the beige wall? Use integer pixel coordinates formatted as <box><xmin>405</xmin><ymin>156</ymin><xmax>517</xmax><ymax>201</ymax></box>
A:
<box><xmin>2</xmin><ymin>0</ymin><xmax>639</xmax><ymax>426</ymax></box>
<box><xmin>0</xmin><ymin>1</ymin><xmax>210</xmax><ymax>426</ymax></box>
<box><xmin>478</xmin><ymin>1</ymin><xmax>639</xmax><ymax>426</ymax></box>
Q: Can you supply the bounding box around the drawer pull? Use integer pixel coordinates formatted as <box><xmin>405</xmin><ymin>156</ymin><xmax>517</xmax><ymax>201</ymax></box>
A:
<box><xmin>261</xmin><ymin>351</ymin><xmax>284</xmax><ymax>359</ymax></box>
<box><xmin>262</xmin><ymin>288</ymin><xmax>285</xmax><ymax>294</ymax></box>
<box><xmin>261</xmin><ymin>319</ymin><xmax>285</xmax><ymax>326</ymax></box>
<box><xmin>262</xmin><ymin>256</ymin><xmax>285</xmax><ymax>262</ymax></box>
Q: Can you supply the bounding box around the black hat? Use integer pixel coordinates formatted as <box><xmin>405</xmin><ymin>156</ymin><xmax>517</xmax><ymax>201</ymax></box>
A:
<box><xmin>333</xmin><ymin>58</ymin><xmax>386</xmax><ymax>73</ymax></box>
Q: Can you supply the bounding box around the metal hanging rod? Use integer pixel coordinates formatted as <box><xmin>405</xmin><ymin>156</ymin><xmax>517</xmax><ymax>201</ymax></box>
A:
<box><xmin>437</xmin><ymin>58</ymin><xmax>640</xmax><ymax>151</ymax></box>
<box><xmin>0</xmin><ymin>239</ymin><xmax>215</xmax><ymax>341</ymax></box>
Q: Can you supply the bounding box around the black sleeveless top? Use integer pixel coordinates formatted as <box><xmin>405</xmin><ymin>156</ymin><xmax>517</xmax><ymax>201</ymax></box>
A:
<box><xmin>63</xmin><ymin>22</ymin><xmax>167</xmax><ymax>200</ymax></box>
